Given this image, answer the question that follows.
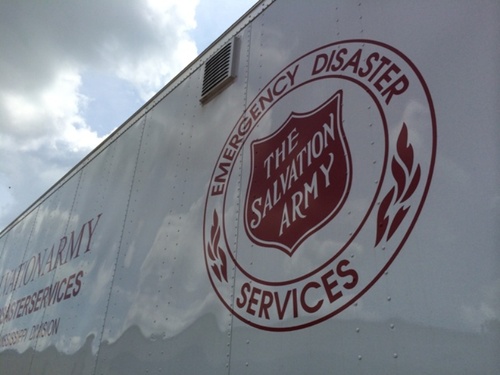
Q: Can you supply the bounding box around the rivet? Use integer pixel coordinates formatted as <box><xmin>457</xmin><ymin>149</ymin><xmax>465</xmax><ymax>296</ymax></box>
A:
<box><xmin>358</xmin><ymin>355</ymin><xmax>362</xmax><ymax>360</ymax></box>
<box><xmin>393</xmin><ymin>353</ymin><xmax>398</xmax><ymax>358</ymax></box>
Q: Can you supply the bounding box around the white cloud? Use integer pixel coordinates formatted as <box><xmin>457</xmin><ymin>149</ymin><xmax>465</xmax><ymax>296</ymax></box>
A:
<box><xmin>2</xmin><ymin>68</ymin><xmax>99</xmax><ymax>151</ymax></box>
<box><xmin>0</xmin><ymin>0</ymin><xmax>205</xmax><ymax>229</ymax></box>
<box><xmin>461</xmin><ymin>279</ymin><xmax>500</xmax><ymax>332</ymax></box>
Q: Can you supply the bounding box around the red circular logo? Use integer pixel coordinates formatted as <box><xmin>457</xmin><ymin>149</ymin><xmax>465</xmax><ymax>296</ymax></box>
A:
<box><xmin>203</xmin><ymin>40</ymin><xmax>436</xmax><ymax>331</ymax></box>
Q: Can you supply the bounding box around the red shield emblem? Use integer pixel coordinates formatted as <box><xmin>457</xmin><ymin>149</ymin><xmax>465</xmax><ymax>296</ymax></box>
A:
<box><xmin>244</xmin><ymin>90</ymin><xmax>352</xmax><ymax>255</ymax></box>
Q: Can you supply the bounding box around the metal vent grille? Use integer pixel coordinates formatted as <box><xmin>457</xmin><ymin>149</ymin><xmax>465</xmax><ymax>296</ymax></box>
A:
<box><xmin>200</xmin><ymin>38</ymin><xmax>236</xmax><ymax>103</ymax></box>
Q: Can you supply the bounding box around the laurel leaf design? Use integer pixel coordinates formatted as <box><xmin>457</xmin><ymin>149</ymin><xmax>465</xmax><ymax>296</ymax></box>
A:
<box><xmin>218</xmin><ymin>247</ymin><xmax>228</xmax><ymax>282</ymax></box>
<box><xmin>391</xmin><ymin>156</ymin><xmax>406</xmax><ymax>201</ymax></box>
<box><xmin>375</xmin><ymin>123</ymin><xmax>421</xmax><ymax>245</ymax></box>
<box><xmin>207</xmin><ymin>209</ymin><xmax>228</xmax><ymax>283</ymax></box>
<box><xmin>375</xmin><ymin>187</ymin><xmax>395</xmax><ymax>246</ymax></box>
<box><xmin>211</xmin><ymin>209</ymin><xmax>219</xmax><ymax>238</ymax></box>
<box><xmin>213</xmin><ymin>224</ymin><xmax>221</xmax><ymax>253</ymax></box>
<box><xmin>211</xmin><ymin>264</ymin><xmax>222</xmax><ymax>282</ymax></box>
<box><xmin>207</xmin><ymin>242</ymin><xmax>216</xmax><ymax>262</ymax></box>
<box><xmin>397</xmin><ymin>123</ymin><xmax>414</xmax><ymax>174</ymax></box>
<box><xmin>402</xmin><ymin>164</ymin><xmax>421</xmax><ymax>203</ymax></box>
<box><xmin>388</xmin><ymin>206</ymin><xmax>409</xmax><ymax>240</ymax></box>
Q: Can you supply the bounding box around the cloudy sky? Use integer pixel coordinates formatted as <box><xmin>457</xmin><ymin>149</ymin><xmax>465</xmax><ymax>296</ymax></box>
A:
<box><xmin>0</xmin><ymin>0</ymin><xmax>257</xmax><ymax>230</ymax></box>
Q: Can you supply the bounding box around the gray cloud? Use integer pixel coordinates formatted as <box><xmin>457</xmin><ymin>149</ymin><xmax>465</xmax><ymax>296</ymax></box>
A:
<box><xmin>0</xmin><ymin>0</ymin><xmax>202</xmax><ymax>229</ymax></box>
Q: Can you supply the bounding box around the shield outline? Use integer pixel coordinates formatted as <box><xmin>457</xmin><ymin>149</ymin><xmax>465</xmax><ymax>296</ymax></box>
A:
<box><xmin>243</xmin><ymin>90</ymin><xmax>352</xmax><ymax>255</ymax></box>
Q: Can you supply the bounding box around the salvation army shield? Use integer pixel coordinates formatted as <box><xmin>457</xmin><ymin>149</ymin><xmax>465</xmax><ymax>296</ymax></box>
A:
<box><xmin>244</xmin><ymin>91</ymin><xmax>352</xmax><ymax>255</ymax></box>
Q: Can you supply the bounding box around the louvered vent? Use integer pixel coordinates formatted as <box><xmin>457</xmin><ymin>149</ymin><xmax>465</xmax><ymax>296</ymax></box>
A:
<box><xmin>200</xmin><ymin>38</ymin><xmax>237</xmax><ymax>103</ymax></box>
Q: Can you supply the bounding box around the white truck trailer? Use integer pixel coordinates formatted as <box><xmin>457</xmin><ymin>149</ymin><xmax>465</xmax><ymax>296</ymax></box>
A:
<box><xmin>0</xmin><ymin>1</ymin><xmax>498</xmax><ymax>374</ymax></box>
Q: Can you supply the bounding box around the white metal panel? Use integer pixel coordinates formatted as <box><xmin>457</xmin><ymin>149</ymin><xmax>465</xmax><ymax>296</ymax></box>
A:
<box><xmin>0</xmin><ymin>173</ymin><xmax>84</xmax><ymax>373</ymax></box>
<box><xmin>92</xmin><ymin>32</ymin><xmax>254</xmax><ymax>370</ymax></box>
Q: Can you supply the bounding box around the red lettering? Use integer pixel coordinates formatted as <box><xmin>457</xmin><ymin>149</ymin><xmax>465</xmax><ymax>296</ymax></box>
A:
<box><xmin>274</xmin><ymin>289</ymin><xmax>296</xmax><ymax>320</ymax></box>
<box><xmin>222</xmin><ymin>146</ymin><xmax>236</xmax><ymax>162</ymax></box>
<box><xmin>214</xmin><ymin>162</ymin><xmax>230</xmax><ymax>184</ymax></box>
<box><xmin>211</xmin><ymin>161</ymin><xmax>231</xmax><ymax>196</ymax></box>
<box><xmin>341</xmin><ymin>48</ymin><xmax>362</xmax><ymax>74</ymax></box>
<box><xmin>55</xmin><ymin>236</ymin><xmax>68</xmax><ymax>268</ymax></box>
<box><xmin>300</xmin><ymin>282</ymin><xmax>323</xmax><ymax>313</ymax></box>
<box><xmin>359</xmin><ymin>52</ymin><xmax>379</xmax><ymax>78</ymax></box>
<box><xmin>368</xmin><ymin>55</ymin><xmax>391</xmax><ymax>82</ymax></box>
<box><xmin>247</xmin><ymin>287</ymin><xmax>262</xmax><ymax>315</ymax></box>
<box><xmin>238</xmin><ymin>116</ymin><xmax>252</xmax><ymax>136</ymax></box>
<box><xmin>321</xmin><ymin>269</ymin><xmax>343</xmax><ymax>304</ymax></box>
<box><xmin>272</xmin><ymin>75</ymin><xmax>288</xmax><ymax>96</ymax></box>
<box><xmin>228</xmin><ymin>133</ymin><xmax>243</xmax><ymax>150</ymax></box>
<box><xmin>64</xmin><ymin>273</ymin><xmax>76</xmax><ymax>300</ymax></box>
<box><xmin>233</xmin><ymin>259</ymin><xmax>359</xmax><ymax>322</ymax></box>
<box><xmin>381</xmin><ymin>74</ymin><xmax>409</xmax><ymax>104</ymax></box>
<box><xmin>258</xmin><ymin>88</ymin><xmax>274</xmax><ymax>109</ymax></box>
<box><xmin>336</xmin><ymin>259</ymin><xmax>358</xmax><ymax>289</ymax></box>
<box><xmin>331</xmin><ymin>48</ymin><xmax>348</xmax><ymax>71</ymax></box>
<box><xmin>312</xmin><ymin>53</ymin><xmax>329</xmax><ymax>75</ymax></box>
<box><xmin>236</xmin><ymin>282</ymin><xmax>251</xmax><ymax>309</ymax></box>
<box><xmin>35</xmin><ymin>289</ymin><xmax>44</xmax><ymax>312</ymax></box>
<box><xmin>42</xmin><ymin>286</ymin><xmax>50</xmax><ymax>308</ymax></box>
<box><xmin>15</xmin><ymin>297</ymin><xmax>25</xmax><ymax>319</ymax></box>
<box><xmin>374</xmin><ymin>63</ymin><xmax>400</xmax><ymax>92</ymax></box>
<box><xmin>66</xmin><ymin>226</ymin><xmax>86</xmax><ymax>262</ymax></box>
<box><xmin>57</xmin><ymin>278</ymin><xmax>67</xmax><ymax>302</ymax></box>
<box><xmin>259</xmin><ymin>290</ymin><xmax>273</xmax><ymax>319</ymax></box>
<box><xmin>85</xmin><ymin>213</ymin><xmax>102</xmax><ymax>253</ymax></box>
<box><xmin>250</xmin><ymin>102</ymin><xmax>261</xmax><ymax>121</ymax></box>
<box><xmin>211</xmin><ymin>183</ymin><xmax>224</xmax><ymax>196</ymax></box>
<box><xmin>27</xmin><ymin>292</ymin><xmax>36</xmax><ymax>314</ymax></box>
<box><xmin>73</xmin><ymin>270</ymin><xmax>84</xmax><ymax>297</ymax></box>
